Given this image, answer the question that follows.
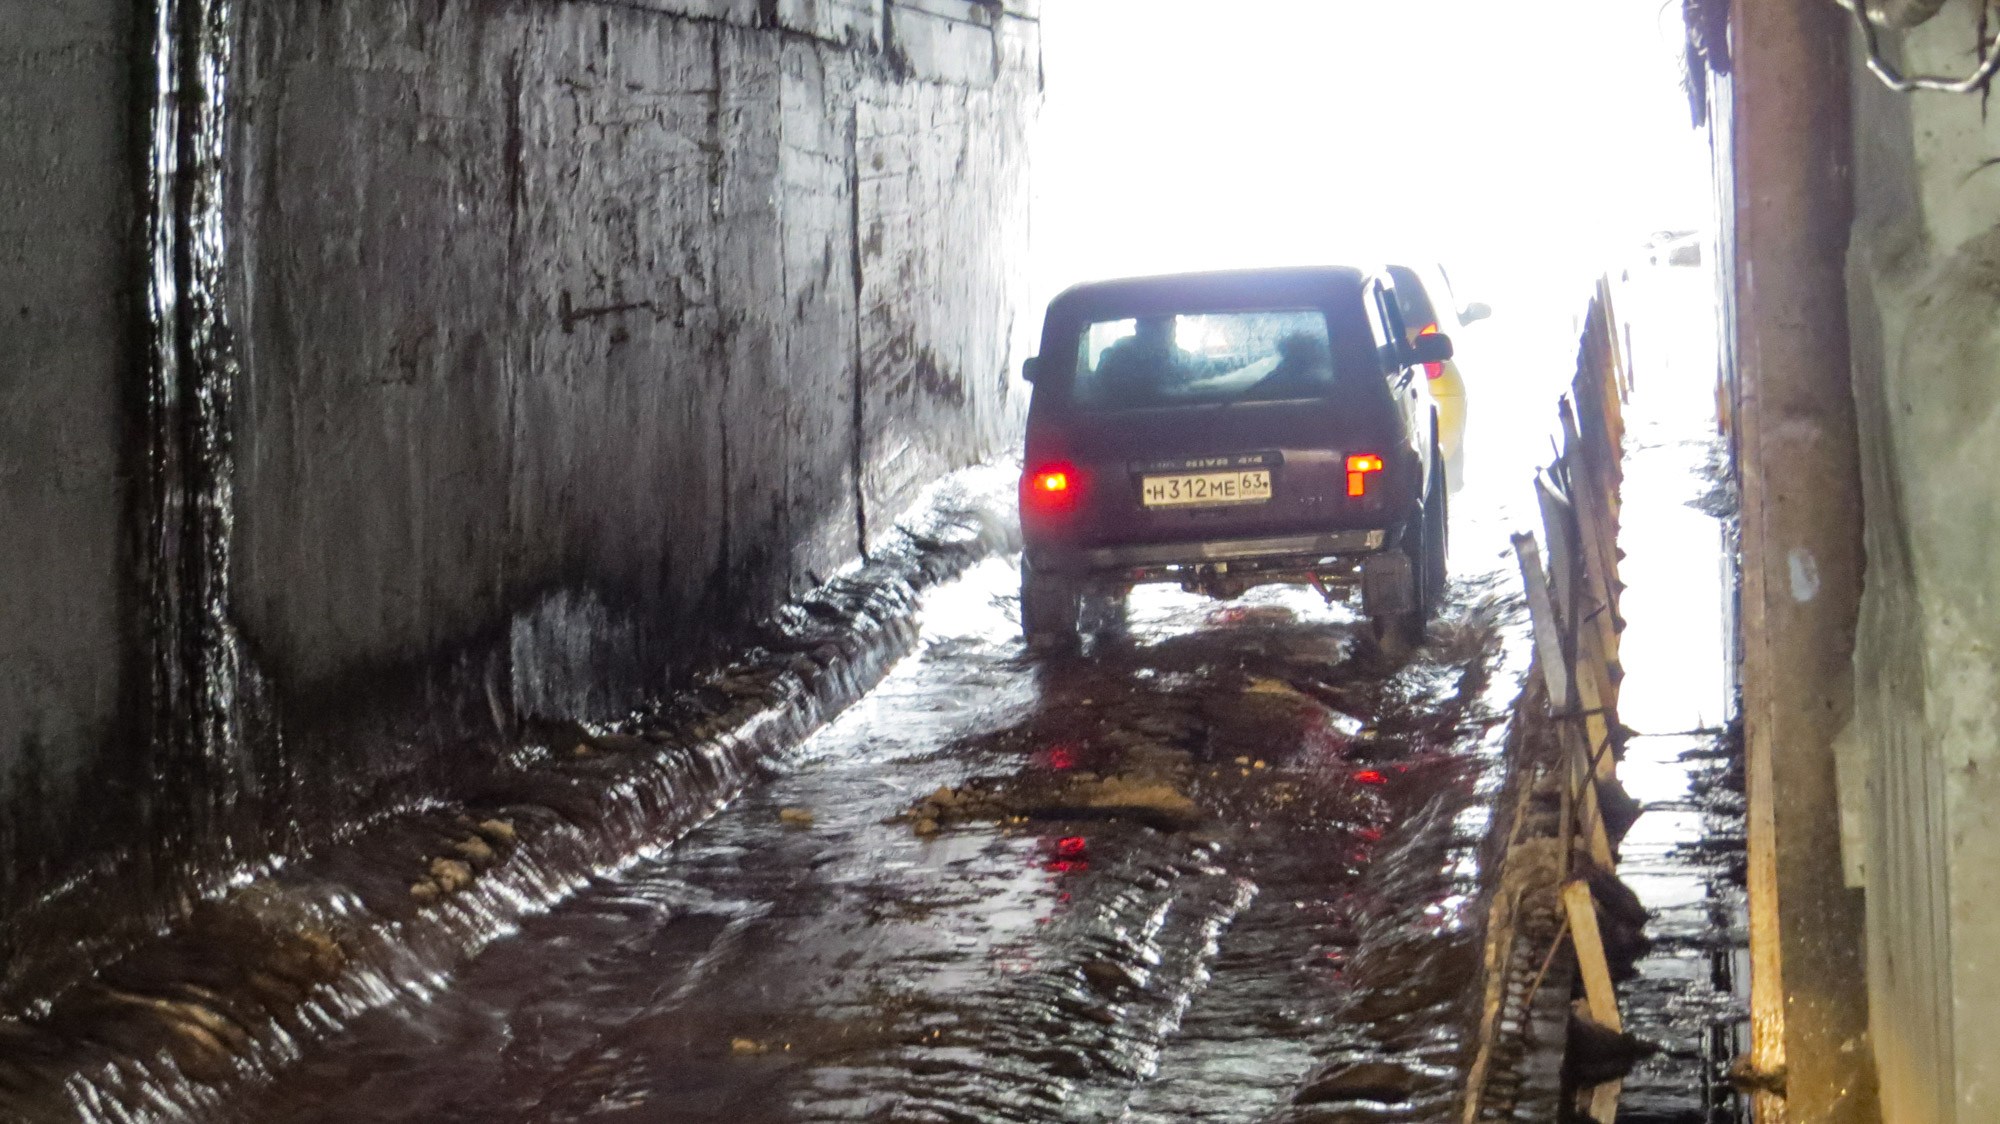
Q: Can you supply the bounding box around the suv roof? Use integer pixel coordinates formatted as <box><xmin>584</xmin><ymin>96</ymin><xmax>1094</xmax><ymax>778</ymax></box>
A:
<box><xmin>1042</xmin><ymin>266</ymin><xmax>1368</xmax><ymax>324</ymax></box>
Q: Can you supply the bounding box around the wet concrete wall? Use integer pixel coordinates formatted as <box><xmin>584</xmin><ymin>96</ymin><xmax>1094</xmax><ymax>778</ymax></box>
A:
<box><xmin>0</xmin><ymin>0</ymin><xmax>1035</xmax><ymax>1004</ymax></box>
<box><xmin>0</xmin><ymin>2</ymin><xmax>144</xmax><ymax>936</ymax></box>
<box><xmin>1842</xmin><ymin>7</ymin><xmax>2000</xmax><ymax>1119</ymax></box>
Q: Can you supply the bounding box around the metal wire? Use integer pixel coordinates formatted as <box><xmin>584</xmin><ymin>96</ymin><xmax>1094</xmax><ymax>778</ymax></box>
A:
<box><xmin>1847</xmin><ymin>0</ymin><xmax>2000</xmax><ymax>93</ymax></box>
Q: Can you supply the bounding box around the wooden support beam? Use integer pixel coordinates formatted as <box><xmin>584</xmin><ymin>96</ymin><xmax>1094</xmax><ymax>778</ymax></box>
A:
<box><xmin>1515</xmin><ymin>534</ymin><xmax>1614</xmax><ymax>869</ymax></box>
<box><xmin>1564</xmin><ymin>880</ymin><xmax>1624</xmax><ymax>1124</ymax></box>
<box><xmin>1563</xmin><ymin>880</ymin><xmax>1620</xmax><ymax>1030</ymax></box>
<box><xmin>1559</xmin><ymin>405</ymin><xmax>1625</xmax><ymax>672</ymax></box>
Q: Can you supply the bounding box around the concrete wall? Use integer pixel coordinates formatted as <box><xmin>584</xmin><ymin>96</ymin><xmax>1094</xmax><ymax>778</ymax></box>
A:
<box><xmin>0</xmin><ymin>0</ymin><xmax>1035</xmax><ymax>1004</ymax></box>
<box><xmin>0</xmin><ymin>0</ymin><xmax>143</xmax><ymax>947</ymax></box>
<box><xmin>1842</xmin><ymin>5</ymin><xmax>2000</xmax><ymax>1120</ymax></box>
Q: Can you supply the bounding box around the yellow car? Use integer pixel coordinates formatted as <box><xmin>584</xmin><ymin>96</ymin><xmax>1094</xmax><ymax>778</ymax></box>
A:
<box><xmin>1387</xmin><ymin>264</ymin><xmax>1487</xmax><ymax>492</ymax></box>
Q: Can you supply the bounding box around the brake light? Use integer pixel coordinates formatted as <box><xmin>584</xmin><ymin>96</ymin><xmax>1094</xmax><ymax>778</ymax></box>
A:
<box><xmin>1025</xmin><ymin>464</ymin><xmax>1080</xmax><ymax>511</ymax></box>
<box><xmin>1418</xmin><ymin>322</ymin><xmax>1443</xmax><ymax>380</ymax></box>
<box><xmin>1346</xmin><ymin>454</ymin><xmax>1383</xmax><ymax>497</ymax></box>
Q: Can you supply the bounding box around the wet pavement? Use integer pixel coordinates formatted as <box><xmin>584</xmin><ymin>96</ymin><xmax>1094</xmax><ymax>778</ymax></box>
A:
<box><xmin>229</xmin><ymin>560</ymin><xmax>1522</xmax><ymax>1124</ymax></box>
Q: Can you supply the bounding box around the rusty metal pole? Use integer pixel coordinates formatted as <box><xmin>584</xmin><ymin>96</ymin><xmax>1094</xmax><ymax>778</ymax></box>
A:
<box><xmin>1728</xmin><ymin>1</ymin><xmax>1879</xmax><ymax>1121</ymax></box>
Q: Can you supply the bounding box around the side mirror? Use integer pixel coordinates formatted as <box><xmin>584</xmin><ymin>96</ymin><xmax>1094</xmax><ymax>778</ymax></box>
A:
<box><xmin>1406</xmin><ymin>332</ymin><xmax>1454</xmax><ymax>366</ymax></box>
<box><xmin>1022</xmin><ymin>356</ymin><xmax>1041</xmax><ymax>383</ymax></box>
<box><xmin>1457</xmin><ymin>301</ymin><xmax>1491</xmax><ymax>325</ymax></box>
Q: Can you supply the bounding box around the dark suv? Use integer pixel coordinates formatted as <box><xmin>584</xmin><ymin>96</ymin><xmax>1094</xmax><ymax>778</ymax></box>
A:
<box><xmin>1017</xmin><ymin>266</ymin><xmax>1452</xmax><ymax>647</ymax></box>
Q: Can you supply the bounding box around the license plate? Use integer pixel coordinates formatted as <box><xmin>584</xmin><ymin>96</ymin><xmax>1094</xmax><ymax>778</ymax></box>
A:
<box><xmin>1140</xmin><ymin>469</ymin><xmax>1272</xmax><ymax>507</ymax></box>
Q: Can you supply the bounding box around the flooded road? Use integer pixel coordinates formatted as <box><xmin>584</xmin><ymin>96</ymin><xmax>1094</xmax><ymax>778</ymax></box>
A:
<box><xmin>26</xmin><ymin>270</ymin><xmax>1741</xmax><ymax>1124</ymax></box>
<box><xmin>230</xmin><ymin>560</ymin><xmax>1521</xmax><ymax>1124</ymax></box>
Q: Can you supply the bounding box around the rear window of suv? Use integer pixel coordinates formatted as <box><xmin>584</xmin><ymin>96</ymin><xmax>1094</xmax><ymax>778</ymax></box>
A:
<box><xmin>1070</xmin><ymin>309</ymin><xmax>1336</xmax><ymax>410</ymax></box>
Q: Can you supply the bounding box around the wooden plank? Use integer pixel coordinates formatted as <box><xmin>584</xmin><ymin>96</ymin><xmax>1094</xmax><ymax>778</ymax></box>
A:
<box><xmin>1563</xmin><ymin>880</ymin><xmax>1621</xmax><ymax>1030</ymax></box>
<box><xmin>1534</xmin><ymin>475</ymin><xmax>1577</xmax><ymax>632</ymax></box>
<box><xmin>1589</xmin><ymin>1079</ymin><xmax>1623</xmax><ymax>1124</ymax></box>
<box><xmin>1516</xmin><ymin>535</ymin><xmax>1615</xmax><ymax>868</ymax></box>
<box><xmin>1597</xmin><ymin>277</ymin><xmax>1632</xmax><ymax>402</ymax></box>
<box><xmin>1564</xmin><ymin>879</ymin><xmax>1624</xmax><ymax>1123</ymax></box>
<box><xmin>1574</xmin><ymin>753</ymin><xmax>1614</xmax><ymax>869</ymax></box>
<box><xmin>1561</xmin><ymin>399</ymin><xmax>1619</xmax><ymax>582</ymax></box>
<box><xmin>1559</xmin><ymin>406</ymin><xmax>1624</xmax><ymax>673</ymax></box>
<box><xmin>1540</xmin><ymin>463</ymin><xmax>1622</xmax><ymax>710</ymax></box>
<box><xmin>1461</xmin><ymin>872</ymin><xmax>1516</xmax><ymax>1124</ymax></box>
<box><xmin>1538</xmin><ymin>472</ymin><xmax>1620</xmax><ymax>761</ymax></box>
<box><xmin>1574</xmin><ymin>626</ymin><xmax>1619</xmax><ymax>784</ymax></box>
<box><xmin>1514</xmin><ymin>535</ymin><xmax>1570</xmax><ymax>714</ymax></box>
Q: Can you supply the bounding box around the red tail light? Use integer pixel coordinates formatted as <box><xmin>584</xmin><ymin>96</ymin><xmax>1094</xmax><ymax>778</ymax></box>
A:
<box><xmin>1418</xmin><ymin>322</ymin><xmax>1443</xmax><ymax>380</ymax></box>
<box><xmin>1025</xmin><ymin>463</ymin><xmax>1079</xmax><ymax>511</ymax></box>
<box><xmin>1345</xmin><ymin>454</ymin><xmax>1383</xmax><ymax>497</ymax></box>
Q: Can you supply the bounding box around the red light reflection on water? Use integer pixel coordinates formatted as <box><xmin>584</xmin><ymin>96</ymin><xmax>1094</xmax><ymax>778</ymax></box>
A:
<box><xmin>1033</xmin><ymin>741</ymin><xmax>1081</xmax><ymax>771</ymax></box>
<box><xmin>1353</xmin><ymin>770</ymin><xmax>1388</xmax><ymax>785</ymax></box>
<box><xmin>1043</xmin><ymin>835</ymin><xmax>1089</xmax><ymax>874</ymax></box>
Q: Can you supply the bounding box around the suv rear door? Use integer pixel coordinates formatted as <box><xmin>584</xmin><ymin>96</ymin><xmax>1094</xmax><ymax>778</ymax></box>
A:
<box><xmin>1365</xmin><ymin>273</ymin><xmax>1435</xmax><ymax>486</ymax></box>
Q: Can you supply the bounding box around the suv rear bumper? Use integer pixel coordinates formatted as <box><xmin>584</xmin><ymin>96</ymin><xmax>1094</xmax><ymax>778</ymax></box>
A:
<box><xmin>1028</xmin><ymin>528</ymin><xmax>1388</xmax><ymax>576</ymax></box>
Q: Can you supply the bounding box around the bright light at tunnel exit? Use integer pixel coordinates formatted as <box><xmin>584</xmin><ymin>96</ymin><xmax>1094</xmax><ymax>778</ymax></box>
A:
<box><xmin>1027</xmin><ymin>0</ymin><xmax>1710</xmax><ymax>374</ymax></box>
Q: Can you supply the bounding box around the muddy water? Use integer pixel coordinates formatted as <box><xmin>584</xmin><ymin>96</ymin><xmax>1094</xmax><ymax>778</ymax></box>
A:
<box><xmin>1600</xmin><ymin>267</ymin><xmax>1749</xmax><ymax>1123</ymax></box>
<box><xmin>195</xmin><ymin>273</ymin><xmax>1745</xmax><ymax>1122</ymax></box>
<box><xmin>227</xmin><ymin>558</ymin><xmax>1518</xmax><ymax>1123</ymax></box>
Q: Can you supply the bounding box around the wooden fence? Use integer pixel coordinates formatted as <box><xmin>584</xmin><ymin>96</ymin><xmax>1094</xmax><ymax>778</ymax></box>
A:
<box><xmin>1464</xmin><ymin>279</ymin><xmax>1638</xmax><ymax>1124</ymax></box>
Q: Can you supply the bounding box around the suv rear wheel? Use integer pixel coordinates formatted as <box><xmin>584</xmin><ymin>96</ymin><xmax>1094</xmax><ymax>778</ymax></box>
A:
<box><xmin>1420</xmin><ymin>446</ymin><xmax>1449</xmax><ymax>613</ymax></box>
<box><xmin>1368</xmin><ymin>451</ymin><xmax>1447</xmax><ymax>652</ymax></box>
<box><xmin>1020</xmin><ymin>562</ymin><xmax>1081</xmax><ymax>647</ymax></box>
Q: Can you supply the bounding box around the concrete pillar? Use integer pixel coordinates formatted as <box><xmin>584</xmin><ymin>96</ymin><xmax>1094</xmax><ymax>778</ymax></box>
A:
<box><xmin>1729</xmin><ymin>1</ymin><xmax>1879</xmax><ymax>1120</ymax></box>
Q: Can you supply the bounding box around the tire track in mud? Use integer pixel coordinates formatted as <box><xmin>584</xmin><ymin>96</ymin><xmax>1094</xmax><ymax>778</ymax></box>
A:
<box><xmin>231</xmin><ymin>565</ymin><xmax>1521</xmax><ymax>1123</ymax></box>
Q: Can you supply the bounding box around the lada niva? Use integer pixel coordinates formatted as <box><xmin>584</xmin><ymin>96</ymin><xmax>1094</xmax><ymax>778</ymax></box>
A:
<box><xmin>1017</xmin><ymin>267</ymin><xmax>1452</xmax><ymax>649</ymax></box>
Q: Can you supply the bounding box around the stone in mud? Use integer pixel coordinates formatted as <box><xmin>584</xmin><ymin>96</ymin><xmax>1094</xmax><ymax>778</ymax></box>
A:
<box><xmin>1293</xmin><ymin>1060</ymin><xmax>1416</xmax><ymax>1104</ymax></box>
<box><xmin>161</xmin><ymin>1015</ymin><xmax>237</xmax><ymax>1085</ymax></box>
<box><xmin>730</xmin><ymin>1037</ymin><xmax>769</xmax><ymax>1055</ymax></box>
<box><xmin>409</xmin><ymin>880</ymin><xmax>441</xmax><ymax>903</ymax></box>
<box><xmin>429</xmin><ymin>857</ymin><xmax>473</xmax><ymax>892</ymax></box>
<box><xmin>91</xmin><ymin>990</ymin><xmax>248</xmax><ymax>1086</ymax></box>
<box><xmin>1130</xmin><ymin>711</ymin><xmax>1196</xmax><ymax>740</ymax></box>
<box><xmin>1083</xmin><ymin>775</ymin><xmax>1198</xmax><ymax>825</ymax></box>
<box><xmin>1038</xmin><ymin>1047</ymin><xmax>1093</xmax><ymax>1079</ymax></box>
<box><xmin>244</xmin><ymin>968</ymin><xmax>309</xmax><ymax>1009</ymax></box>
<box><xmin>589</xmin><ymin>733</ymin><xmax>653</xmax><ymax>756</ymax></box>
<box><xmin>779</xmin><ymin>807</ymin><xmax>815</xmax><ymax>827</ymax></box>
<box><xmin>1068</xmin><ymin>1001</ymin><xmax>1118</xmax><ymax>1025</ymax></box>
<box><xmin>453</xmin><ymin>835</ymin><xmax>494</xmax><ymax>863</ymax></box>
<box><xmin>476</xmin><ymin>818</ymin><xmax>516</xmax><ymax>842</ymax></box>
<box><xmin>715</xmin><ymin>671</ymin><xmax>778</xmax><ymax>698</ymax></box>
<box><xmin>912</xmin><ymin>816</ymin><xmax>940</xmax><ymax>836</ymax></box>
<box><xmin>1080</xmin><ymin>958</ymin><xmax>1142</xmax><ymax>995</ymax></box>
<box><xmin>273</xmin><ymin>927</ymin><xmax>346</xmax><ymax>982</ymax></box>
<box><xmin>1121</xmin><ymin>742</ymin><xmax>1193</xmax><ymax>779</ymax></box>
<box><xmin>1564</xmin><ymin>1013</ymin><xmax>1658</xmax><ymax>1088</ymax></box>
